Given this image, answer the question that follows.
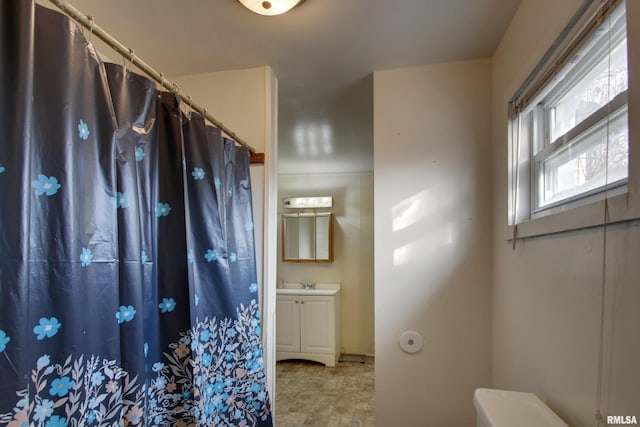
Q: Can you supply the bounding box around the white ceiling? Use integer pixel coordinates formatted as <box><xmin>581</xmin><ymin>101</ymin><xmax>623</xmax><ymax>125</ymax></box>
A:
<box><xmin>46</xmin><ymin>0</ymin><xmax>522</xmax><ymax>174</ymax></box>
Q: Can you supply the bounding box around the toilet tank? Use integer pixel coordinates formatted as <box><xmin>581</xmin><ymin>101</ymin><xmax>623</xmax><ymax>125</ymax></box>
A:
<box><xmin>474</xmin><ymin>388</ymin><xmax>568</xmax><ymax>427</ymax></box>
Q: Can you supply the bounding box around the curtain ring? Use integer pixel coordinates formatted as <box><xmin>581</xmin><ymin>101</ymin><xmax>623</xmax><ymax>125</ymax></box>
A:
<box><xmin>184</xmin><ymin>95</ymin><xmax>194</xmax><ymax>118</ymax></box>
<box><xmin>88</xmin><ymin>16</ymin><xmax>95</xmax><ymax>44</ymax></box>
<box><xmin>121</xmin><ymin>49</ymin><xmax>134</xmax><ymax>76</ymax></box>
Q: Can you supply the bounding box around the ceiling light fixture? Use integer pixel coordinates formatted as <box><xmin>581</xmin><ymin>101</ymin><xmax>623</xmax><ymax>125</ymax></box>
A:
<box><xmin>237</xmin><ymin>0</ymin><xmax>304</xmax><ymax>16</ymax></box>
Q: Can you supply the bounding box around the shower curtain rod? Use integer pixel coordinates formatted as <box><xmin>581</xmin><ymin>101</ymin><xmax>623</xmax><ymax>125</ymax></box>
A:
<box><xmin>47</xmin><ymin>0</ymin><xmax>257</xmax><ymax>155</ymax></box>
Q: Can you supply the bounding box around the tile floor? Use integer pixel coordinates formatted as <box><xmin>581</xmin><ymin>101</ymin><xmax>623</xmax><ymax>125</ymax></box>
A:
<box><xmin>274</xmin><ymin>357</ymin><xmax>375</xmax><ymax>427</ymax></box>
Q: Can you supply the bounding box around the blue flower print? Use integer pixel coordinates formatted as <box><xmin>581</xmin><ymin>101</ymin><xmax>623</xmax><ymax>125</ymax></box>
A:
<box><xmin>33</xmin><ymin>317</ymin><xmax>61</xmax><ymax>340</ymax></box>
<box><xmin>49</xmin><ymin>376</ymin><xmax>74</xmax><ymax>397</ymax></box>
<box><xmin>251</xmin><ymin>382</ymin><xmax>262</xmax><ymax>394</ymax></box>
<box><xmin>230</xmin><ymin>252</ymin><xmax>238</xmax><ymax>263</ymax></box>
<box><xmin>34</xmin><ymin>399</ymin><xmax>54</xmax><ymax>422</ymax></box>
<box><xmin>32</xmin><ymin>174</ymin><xmax>62</xmax><ymax>196</ymax></box>
<box><xmin>86</xmin><ymin>411</ymin><xmax>96</xmax><ymax>424</ymax></box>
<box><xmin>155</xmin><ymin>202</ymin><xmax>171</xmax><ymax>217</ymax></box>
<box><xmin>200</xmin><ymin>329</ymin><xmax>211</xmax><ymax>343</ymax></box>
<box><xmin>214</xmin><ymin>176</ymin><xmax>221</xmax><ymax>189</ymax></box>
<box><xmin>144</xmin><ymin>342</ymin><xmax>149</xmax><ymax>357</ymax></box>
<box><xmin>191</xmin><ymin>167</ymin><xmax>206</xmax><ymax>181</ymax></box>
<box><xmin>244</xmin><ymin>221</ymin><xmax>254</xmax><ymax>231</ymax></box>
<box><xmin>0</xmin><ymin>329</ymin><xmax>10</xmax><ymax>352</ymax></box>
<box><xmin>78</xmin><ymin>119</ymin><xmax>90</xmax><ymax>141</ymax></box>
<box><xmin>225</xmin><ymin>376</ymin><xmax>234</xmax><ymax>387</ymax></box>
<box><xmin>88</xmin><ymin>397</ymin><xmax>99</xmax><ymax>409</ymax></box>
<box><xmin>204</xmin><ymin>249</ymin><xmax>218</xmax><ymax>262</ymax></box>
<box><xmin>80</xmin><ymin>247</ymin><xmax>93</xmax><ymax>267</ymax></box>
<box><xmin>228</xmin><ymin>188</ymin><xmax>233</xmax><ymax>198</ymax></box>
<box><xmin>202</xmin><ymin>353</ymin><xmax>212</xmax><ymax>366</ymax></box>
<box><xmin>46</xmin><ymin>415</ymin><xmax>69</xmax><ymax>427</ymax></box>
<box><xmin>135</xmin><ymin>146</ymin><xmax>145</xmax><ymax>162</ymax></box>
<box><xmin>155</xmin><ymin>376</ymin><xmax>167</xmax><ymax>390</ymax></box>
<box><xmin>159</xmin><ymin>298</ymin><xmax>176</xmax><ymax>313</ymax></box>
<box><xmin>205</xmin><ymin>402</ymin><xmax>215</xmax><ymax>416</ymax></box>
<box><xmin>187</xmin><ymin>250</ymin><xmax>194</xmax><ymax>264</ymax></box>
<box><xmin>0</xmin><ymin>165</ymin><xmax>5</xmax><ymax>174</ymax></box>
<box><xmin>37</xmin><ymin>354</ymin><xmax>50</xmax><ymax>369</ymax></box>
<box><xmin>195</xmin><ymin>294</ymin><xmax>200</xmax><ymax>306</ymax></box>
<box><xmin>141</xmin><ymin>250</ymin><xmax>148</xmax><ymax>264</ymax></box>
<box><xmin>114</xmin><ymin>192</ymin><xmax>129</xmax><ymax>209</ymax></box>
<box><xmin>5</xmin><ymin>299</ymin><xmax>271</xmax><ymax>425</ymax></box>
<box><xmin>91</xmin><ymin>371</ymin><xmax>105</xmax><ymax>386</ymax></box>
<box><xmin>116</xmin><ymin>305</ymin><xmax>136</xmax><ymax>324</ymax></box>
<box><xmin>249</xmin><ymin>282</ymin><xmax>258</xmax><ymax>293</ymax></box>
<box><xmin>204</xmin><ymin>383</ymin><xmax>215</xmax><ymax>397</ymax></box>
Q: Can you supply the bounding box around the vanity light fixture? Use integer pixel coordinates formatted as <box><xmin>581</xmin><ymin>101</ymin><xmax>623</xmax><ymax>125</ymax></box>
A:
<box><xmin>237</xmin><ymin>0</ymin><xmax>304</xmax><ymax>16</ymax></box>
<box><xmin>283</xmin><ymin>196</ymin><xmax>333</xmax><ymax>209</ymax></box>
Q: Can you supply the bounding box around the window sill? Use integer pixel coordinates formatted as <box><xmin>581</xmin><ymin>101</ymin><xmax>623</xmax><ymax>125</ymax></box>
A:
<box><xmin>505</xmin><ymin>192</ymin><xmax>640</xmax><ymax>240</ymax></box>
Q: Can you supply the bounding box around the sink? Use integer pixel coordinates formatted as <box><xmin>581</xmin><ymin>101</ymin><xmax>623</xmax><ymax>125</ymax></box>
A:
<box><xmin>276</xmin><ymin>282</ymin><xmax>341</xmax><ymax>296</ymax></box>
<box><xmin>276</xmin><ymin>288</ymin><xmax>340</xmax><ymax>296</ymax></box>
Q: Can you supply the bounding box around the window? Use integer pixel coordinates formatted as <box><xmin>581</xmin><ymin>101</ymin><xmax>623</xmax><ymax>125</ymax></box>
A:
<box><xmin>508</xmin><ymin>0</ymin><xmax>629</xmax><ymax>227</ymax></box>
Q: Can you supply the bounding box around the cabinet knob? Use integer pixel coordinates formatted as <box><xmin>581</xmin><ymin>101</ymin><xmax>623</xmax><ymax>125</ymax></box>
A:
<box><xmin>301</xmin><ymin>301</ymin><xmax>305</xmax><ymax>304</ymax></box>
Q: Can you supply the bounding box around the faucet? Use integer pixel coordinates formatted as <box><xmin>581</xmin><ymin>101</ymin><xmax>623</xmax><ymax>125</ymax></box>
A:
<box><xmin>301</xmin><ymin>283</ymin><xmax>316</xmax><ymax>290</ymax></box>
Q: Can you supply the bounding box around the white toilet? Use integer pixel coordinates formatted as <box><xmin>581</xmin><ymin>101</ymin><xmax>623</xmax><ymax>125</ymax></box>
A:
<box><xmin>474</xmin><ymin>388</ymin><xmax>569</xmax><ymax>427</ymax></box>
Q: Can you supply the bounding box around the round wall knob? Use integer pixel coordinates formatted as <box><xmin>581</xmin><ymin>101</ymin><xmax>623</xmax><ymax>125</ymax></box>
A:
<box><xmin>399</xmin><ymin>331</ymin><xmax>424</xmax><ymax>354</ymax></box>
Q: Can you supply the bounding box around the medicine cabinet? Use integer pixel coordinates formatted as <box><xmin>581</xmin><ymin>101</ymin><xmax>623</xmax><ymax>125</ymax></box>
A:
<box><xmin>282</xmin><ymin>212</ymin><xmax>333</xmax><ymax>262</ymax></box>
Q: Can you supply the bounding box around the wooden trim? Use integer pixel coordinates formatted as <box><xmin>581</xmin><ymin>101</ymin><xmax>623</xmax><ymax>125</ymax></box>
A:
<box><xmin>327</xmin><ymin>213</ymin><xmax>333</xmax><ymax>262</ymax></box>
<box><xmin>250</xmin><ymin>152</ymin><xmax>265</xmax><ymax>164</ymax></box>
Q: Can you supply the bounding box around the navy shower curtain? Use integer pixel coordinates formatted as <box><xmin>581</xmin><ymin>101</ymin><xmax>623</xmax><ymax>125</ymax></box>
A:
<box><xmin>0</xmin><ymin>2</ymin><xmax>272</xmax><ymax>426</ymax></box>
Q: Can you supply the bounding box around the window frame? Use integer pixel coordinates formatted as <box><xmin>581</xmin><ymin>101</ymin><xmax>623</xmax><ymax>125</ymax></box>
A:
<box><xmin>532</xmin><ymin>94</ymin><xmax>628</xmax><ymax>213</ymax></box>
<box><xmin>506</xmin><ymin>0</ymin><xmax>639</xmax><ymax>239</ymax></box>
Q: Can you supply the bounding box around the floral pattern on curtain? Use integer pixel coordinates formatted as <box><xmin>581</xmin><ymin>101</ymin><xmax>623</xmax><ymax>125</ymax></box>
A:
<box><xmin>0</xmin><ymin>2</ymin><xmax>272</xmax><ymax>426</ymax></box>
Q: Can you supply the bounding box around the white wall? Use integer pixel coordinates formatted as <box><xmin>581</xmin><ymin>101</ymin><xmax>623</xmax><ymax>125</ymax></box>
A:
<box><xmin>172</xmin><ymin>66</ymin><xmax>279</xmax><ymax>401</ymax></box>
<box><xmin>491</xmin><ymin>1</ymin><xmax>640</xmax><ymax>425</ymax></box>
<box><xmin>172</xmin><ymin>67</ymin><xmax>270</xmax><ymax>152</ymax></box>
<box><xmin>277</xmin><ymin>172</ymin><xmax>374</xmax><ymax>356</ymax></box>
<box><xmin>373</xmin><ymin>59</ymin><xmax>493</xmax><ymax>426</ymax></box>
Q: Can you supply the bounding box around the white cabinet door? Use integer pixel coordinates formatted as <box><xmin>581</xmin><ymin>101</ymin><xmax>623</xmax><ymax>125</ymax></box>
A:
<box><xmin>300</xmin><ymin>296</ymin><xmax>335</xmax><ymax>354</ymax></box>
<box><xmin>276</xmin><ymin>295</ymin><xmax>300</xmax><ymax>353</ymax></box>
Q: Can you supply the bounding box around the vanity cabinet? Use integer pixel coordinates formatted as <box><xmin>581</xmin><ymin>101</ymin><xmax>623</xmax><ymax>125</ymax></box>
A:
<box><xmin>276</xmin><ymin>291</ymin><xmax>341</xmax><ymax>367</ymax></box>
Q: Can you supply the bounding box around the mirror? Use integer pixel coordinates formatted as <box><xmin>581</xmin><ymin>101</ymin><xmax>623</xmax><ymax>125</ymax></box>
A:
<box><xmin>282</xmin><ymin>212</ymin><xmax>333</xmax><ymax>262</ymax></box>
<box><xmin>284</xmin><ymin>215</ymin><xmax>315</xmax><ymax>260</ymax></box>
